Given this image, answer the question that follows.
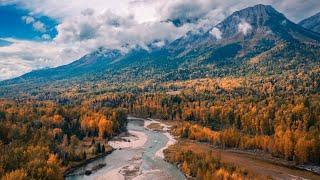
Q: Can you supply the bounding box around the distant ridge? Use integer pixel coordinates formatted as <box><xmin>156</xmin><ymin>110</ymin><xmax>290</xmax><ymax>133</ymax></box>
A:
<box><xmin>299</xmin><ymin>12</ymin><xmax>320</xmax><ymax>33</ymax></box>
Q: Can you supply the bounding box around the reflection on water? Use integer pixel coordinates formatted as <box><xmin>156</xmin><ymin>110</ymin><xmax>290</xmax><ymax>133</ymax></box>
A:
<box><xmin>66</xmin><ymin>118</ymin><xmax>185</xmax><ymax>180</ymax></box>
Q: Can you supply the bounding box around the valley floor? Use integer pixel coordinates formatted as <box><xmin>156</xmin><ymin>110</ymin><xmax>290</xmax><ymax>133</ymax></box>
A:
<box><xmin>65</xmin><ymin>118</ymin><xmax>320</xmax><ymax>180</ymax></box>
<box><xmin>189</xmin><ymin>141</ymin><xmax>320</xmax><ymax>179</ymax></box>
<box><xmin>65</xmin><ymin>117</ymin><xmax>185</xmax><ymax>180</ymax></box>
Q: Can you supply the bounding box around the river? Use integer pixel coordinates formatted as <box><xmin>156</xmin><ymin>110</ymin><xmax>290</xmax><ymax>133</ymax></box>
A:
<box><xmin>66</xmin><ymin>117</ymin><xmax>185</xmax><ymax>180</ymax></box>
<box><xmin>65</xmin><ymin>117</ymin><xmax>320</xmax><ymax>180</ymax></box>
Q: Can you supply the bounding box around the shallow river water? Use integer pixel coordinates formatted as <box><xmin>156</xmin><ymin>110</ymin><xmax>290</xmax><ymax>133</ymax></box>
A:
<box><xmin>66</xmin><ymin>118</ymin><xmax>185</xmax><ymax>180</ymax></box>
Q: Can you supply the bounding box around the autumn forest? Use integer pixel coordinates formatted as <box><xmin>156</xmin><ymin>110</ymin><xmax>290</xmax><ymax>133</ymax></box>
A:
<box><xmin>1</xmin><ymin>66</ymin><xmax>320</xmax><ymax>179</ymax></box>
<box><xmin>1</xmin><ymin>2</ymin><xmax>320</xmax><ymax>180</ymax></box>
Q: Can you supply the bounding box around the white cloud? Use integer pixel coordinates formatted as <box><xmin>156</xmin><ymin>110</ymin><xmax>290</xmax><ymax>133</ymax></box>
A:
<box><xmin>159</xmin><ymin>0</ymin><xmax>210</xmax><ymax>24</ymax></box>
<box><xmin>81</xmin><ymin>8</ymin><xmax>94</xmax><ymax>16</ymax></box>
<box><xmin>32</xmin><ymin>21</ymin><xmax>46</xmax><ymax>32</ymax></box>
<box><xmin>210</xmin><ymin>27</ymin><xmax>222</xmax><ymax>39</ymax></box>
<box><xmin>158</xmin><ymin>0</ymin><xmax>320</xmax><ymax>24</ymax></box>
<box><xmin>0</xmin><ymin>38</ymin><xmax>86</xmax><ymax>80</ymax></box>
<box><xmin>4</xmin><ymin>0</ymin><xmax>320</xmax><ymax>23</ymax></box>
<box><xmin>54</xmin><ymin>10</ymin><xmax>189</xmax><ymax>49</ymax></box>
<box><xmin>21</xmin><ymin>15</ymin><xmax>47</xmax><ymax>33</ymax></box>
<box><xmin>41</xmin><ymin>34</ymin><xmax>51</xmax><ymax>40</ymax></box>
<box><xmin>238</xmin><ymin>20</ymin><xmax>252</xmax><ymax>35</ymax></box>
<box><xmin>152</xmin><ymin>40</ymin><xmax>165</xmax><ymax>48</ymax></box>
<box><xmin>0</xmin><ymin>59</ymin><xmax>32</xmax><ymax>80</ymax></box>
<box><xmin>22</xmin><ymin>15</ymin><xmax>34</xmax><ymax>24</ymax></box>
<box><xmin>0</xmin><ymin>15</ymin><xmax>189</xmax><ymax>80</ymax></box>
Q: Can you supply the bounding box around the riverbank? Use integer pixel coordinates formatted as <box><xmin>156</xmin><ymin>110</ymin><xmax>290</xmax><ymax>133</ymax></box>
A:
<box><xmin>102</xmin><ymin>129</ymin><xmax>148</xmax><ymax>180</ymax></box>
<box><xmin>103</xmin><ymin>118</ymin><xmax>182</xmax><ymax>179</ymax></box>
<box><xmin>108</xmin><ymin>130</ymin><xmax>148</xmax><ymax>149</ymax></box>
<box><xmin>188</xmin><ymin>139</ymin><xmax>320</xmax><ymax>176</ymax></box>
<box><xmin>65</xmin><ymin>118</ymin><xmax>185</xmax><ymax>180</ymax></box>
<box><xmin>64</xmin><ymin>148</ymin><xmax>114</xmax><ymax>177</ymax></box>
<box><xmin>210</xmin><ymin>146</ymin><xmax>320</xmax><ymax>179</ymax></box>
<box><xmin>213</xmin><ymin>147</ymin><xmax>320</xmax><ymax>176</ymax></box>
<box><xmin>144</xmin><ymin>118</ymin><xmax>178</xmax><ymax>159</ymax></box>
<box><xmin>164</xmin><ymin>140</ymin><xmax>320</xmax><ymax>180</ymax></box>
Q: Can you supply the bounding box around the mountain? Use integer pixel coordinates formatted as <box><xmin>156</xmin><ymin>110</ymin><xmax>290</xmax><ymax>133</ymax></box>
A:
<box><xmin>156</xmin><ymin>3</ymin><xmax>320</xmax><ymax>80</ymax></box>
<box><xmin>19</xmin><ymin>48</ymin><xmax>123</xmax><ymax>81</ymax></box>
<box><xmin>299</xmin><ymin>12</ymin><xmax>320</xmax><ymax>33</ymax></box>
<box><xmin>168</xmin><ymin>4</ymin><xmax>320</xmax><ymax>63</ymax></box>
<box><xmin>1</xmin><ymin>4</ymin><xmax>320</xmax><ymax>94</ymax></box>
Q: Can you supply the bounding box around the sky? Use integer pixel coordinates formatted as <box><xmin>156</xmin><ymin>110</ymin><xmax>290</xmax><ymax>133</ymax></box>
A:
<box><xmin>0</xmin><ymin>0</ymin><xmax>320</xmax><ymax>80</ymax></box>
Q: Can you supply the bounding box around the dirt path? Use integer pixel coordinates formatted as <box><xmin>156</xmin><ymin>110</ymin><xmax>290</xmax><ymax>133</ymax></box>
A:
<box><xmin>210</xmin><ymin>148</ymin><xmax>319</xmax><ymax>180</ymax></box>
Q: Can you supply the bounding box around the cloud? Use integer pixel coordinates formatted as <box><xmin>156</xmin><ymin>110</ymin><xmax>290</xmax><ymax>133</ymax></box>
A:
<box><xmin>0</xmin><ymin>38</ymin><xmax>86</xmax><ymax>80</ymax></box>
<box><xmin>22</xmin><ymin>15</ymin><xmax>47</xmax><ymax>33</ymax></box>
<box><xmin>4</xmin><ymin>0</ymin><xmax>320</xmax><ymax>23</ymax></box>
<box><xmin>22</xmin><ymin>15</ymin><xmax>34</xmax><ymax>24</ymax></box>
<box><xmin>158</xmin><ymin>0</ymin><xmax>320</xmax><ymax>25</ymax></box>
<box><xmin>41</xmin><ymin>34</ymin><xmax>51</xmax><ymax>40</ymax></box>
<box><xmin>0</xmin><ymin>60</ymin><xmax>32</xmax><ymax>80</ymax></box>
<box><xmin>54</xmin><ymin>10</ymin><xmax>189</xmax><ymax>49</ymax></box>
<box><xmin>0</xmin><ymin>11</ymin><xmax>189</xmax><ymax>80</ymax></box>
<box><xmin>210</xmin><ymin>27</ymin><xmax>222</xmax><ymax>39</ymax></box>
<box><xmin>152</xmin><ymin>40</ymin><xmax>165</xmax><ymax>48</ymax></box>
<box><xmin>32</xmin><ymin>21</ymin><xmax>46</xmax><ymax>32</ymax></box>
<box><xmin>238</xmin><ymin>20</ymin><xmax>252</xmax><ymax>35</ymax></box>
<box><xmin>159</xmin><ymin>0</ymin><xmax>210</xmax><ymax>25</ymax></box>
<box><xmin>81</xmin><ymin>8</ymin><xmax>94</xmax><ymax>16</ymax></box>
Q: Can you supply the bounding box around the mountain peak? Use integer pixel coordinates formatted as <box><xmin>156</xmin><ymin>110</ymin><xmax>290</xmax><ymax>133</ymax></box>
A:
<box><xmin>70</xmin><ymin>48</ymin><xmax>122</xmax><ymax>68</ymax></box>
<box><xmin>240</xmin><ymin>4</ymin><xmax>276</xmax><ymax>13</ymax></box>
<box><xmin>249</xmin><ymin>4</ymin><xmax>276</xmax><ymax>12</ymax></box>
<box><xmin>225</xmin><ymin>4</ymin><xmax>284</xmax><ymax>26</ymax></box>
<box><xmin>211</xmin><ymin>4</ymin><xmax>291</xmax><ymax>40</ymax></box>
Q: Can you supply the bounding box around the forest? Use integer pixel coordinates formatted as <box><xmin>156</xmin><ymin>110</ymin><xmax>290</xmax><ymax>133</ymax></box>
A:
<box><xmin>0</xmin><ymin>99</ymin><xmax>127</xmax><ymax>179</ymax></box>
<box><xmin>0</xmin><ymin>65</ymin><xmax>319</xmax><ymax>179</ymax></box>
<box><xmin>128</xmin><ymin>72</ymin><xmax>320</xmax><ymax>165</ymax></box>
<box><xmin>164</xmin><ymin>141</ymin><xmax>268</xmax><ymax>179</ymax></box>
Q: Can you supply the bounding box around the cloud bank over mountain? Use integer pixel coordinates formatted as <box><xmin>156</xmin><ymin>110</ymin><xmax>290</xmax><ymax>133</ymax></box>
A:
<box><xmin>0</xmin><ymin>0</ymin><xmax>320</xmax><ymax>80</ymax></box>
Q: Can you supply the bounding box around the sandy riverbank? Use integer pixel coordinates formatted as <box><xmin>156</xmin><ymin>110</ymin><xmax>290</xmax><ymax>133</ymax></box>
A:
<box><xmin>143</xmin><ymin>118</ymin><xmax>178</xmax><ymax>159</ymax></box>
<box><xmin>103</xmin><ymin>118</ymin><xmax>180</xmax><ymax>179</ymax></box>
<box><xmin>69</xmin><ymin>118</ymin><xmax>184</xmax><ymax>180</ymax></box>
<box><xmin>108</xmin><ymin>130</ymin><xmax>148</xmax><ymax>149</ymax></box>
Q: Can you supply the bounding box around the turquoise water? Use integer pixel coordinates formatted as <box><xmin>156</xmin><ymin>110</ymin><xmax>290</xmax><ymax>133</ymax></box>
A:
<box><xmin>66</xmin><ymin>118</ymin><xmax>185</xmax><ymax>180</ymax></box>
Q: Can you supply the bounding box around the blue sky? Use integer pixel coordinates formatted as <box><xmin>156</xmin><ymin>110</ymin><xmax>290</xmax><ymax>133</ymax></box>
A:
<box><xmin>0</xmin><ymin>0</ymin><xmax>320</xmax><ymax>80</ymax></box>
<box><xmin>0</xmin><ymin>4</ymin><xmax>57</xmax><ymax>40</ymax></box>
